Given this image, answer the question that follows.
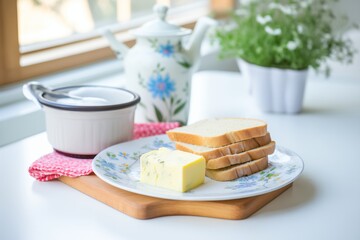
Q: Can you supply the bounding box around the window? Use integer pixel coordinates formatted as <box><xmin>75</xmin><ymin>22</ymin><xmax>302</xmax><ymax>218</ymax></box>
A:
<box><xmin>1</xmin><ymin>0</ymin><xmax>234</xmax><ymax>87</ymax></box>
<box><xmin>18</xmin><ymin>0</ymin><xmax>200</xmax><ymax>50</ymax></box>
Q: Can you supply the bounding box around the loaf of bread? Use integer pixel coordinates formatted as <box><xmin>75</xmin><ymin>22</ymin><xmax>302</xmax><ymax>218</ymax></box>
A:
<box><xmin>175</xmin><ymin>132</ymin><xmax>271</xmax><ymax>160</ymax></box>
<box><xmin>167</xmin><ymin>118</ymin><xmax>267</xmax><ymax>148</ymax></box>
<box><xmin>206</xmin><ymin>141</ymin><xmax>275</xmax><ymax>169</ymax></box>
<box><xmin>205</xmin><ymin>156</ymin><xmax>269</xmax><ymax>181</ymax></box>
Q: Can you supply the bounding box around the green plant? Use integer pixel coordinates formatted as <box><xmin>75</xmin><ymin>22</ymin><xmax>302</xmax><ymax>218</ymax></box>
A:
<box><xmin>215</xmin><ymin>0</ymin><xmax>358</xmax><ymax>75</ymax></box>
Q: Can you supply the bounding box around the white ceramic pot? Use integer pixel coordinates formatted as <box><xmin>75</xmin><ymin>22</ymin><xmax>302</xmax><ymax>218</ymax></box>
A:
<box><xmin>237</xmin><ymin>59</ymin><xmax>308</xmax><ymax>114</ymax></box>
<box><xmin>27</xmin><ymin>85</ymin><xmax>140</xmax><ymax>157</ymax></box>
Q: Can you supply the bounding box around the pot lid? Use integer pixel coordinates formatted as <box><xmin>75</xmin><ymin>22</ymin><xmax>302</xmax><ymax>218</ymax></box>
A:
<box><xmin>131</xmin><ymin>4</ymin><xmax>192</xmax><ymax>37</ymax></box>
<box><xmin>38</xmin><ymin>85</ymin><xmax>140</xmax><ymax>111</ymax></box>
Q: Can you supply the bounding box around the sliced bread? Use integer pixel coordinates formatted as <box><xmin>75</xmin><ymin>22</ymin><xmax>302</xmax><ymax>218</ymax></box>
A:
<box><xmin>175</xmin><ymin>132</ymin><xmax>271</xmax><ymax>160</ymax></box>
<box><xmin>206</xmin><ymin>156</ymin><xmax>269</xmax><ymax>181</ymax></box>
<box><xmin>166</xmin><ymin>118</ymin><xmax>267</xmax><ymax>148</ymax></box>
<box><xmin>206</xmin><ymin>141</ymin><xmax>275</xmax><ymax>169</ymax></box>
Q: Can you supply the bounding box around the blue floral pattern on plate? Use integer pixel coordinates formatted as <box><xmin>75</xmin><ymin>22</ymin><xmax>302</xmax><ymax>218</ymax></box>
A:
<box><xmin>92</xmin><ymin>135</ymin><xmax>304</xmax><ymax>201</ymax></box>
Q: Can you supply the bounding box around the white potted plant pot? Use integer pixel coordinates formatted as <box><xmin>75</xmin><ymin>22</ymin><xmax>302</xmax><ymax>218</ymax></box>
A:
<box><xmin>237</xmin><ymin>59</ymin><xmax>308</xmax><ymax>114</ymax></box>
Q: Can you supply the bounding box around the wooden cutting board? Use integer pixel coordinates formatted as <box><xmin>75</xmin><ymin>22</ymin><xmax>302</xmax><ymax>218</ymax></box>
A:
<box><xmin>59</xmin><ymin>174</ymin><xmax>292</xmax><ymax>220</ymax></box>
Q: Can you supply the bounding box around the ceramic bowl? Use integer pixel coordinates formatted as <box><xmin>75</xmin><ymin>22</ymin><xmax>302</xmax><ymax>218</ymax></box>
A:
<box><xmin>36</xmin><ymin>85</ymin><xmax>140</xmax><ymax>157</ymax></box>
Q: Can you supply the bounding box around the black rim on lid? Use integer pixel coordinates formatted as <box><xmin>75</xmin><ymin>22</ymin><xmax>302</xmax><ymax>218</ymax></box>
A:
<box><xmin>37</xmin><ymin>85</ymin><xmax>141</xmax><ymax>111</ymax></box>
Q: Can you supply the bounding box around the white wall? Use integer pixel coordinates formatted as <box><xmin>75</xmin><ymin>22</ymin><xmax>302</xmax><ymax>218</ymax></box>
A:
<box><xmin>335</xmin><ymin>0</ymin><xmax>360</xmax><ymax>24</ymax></box>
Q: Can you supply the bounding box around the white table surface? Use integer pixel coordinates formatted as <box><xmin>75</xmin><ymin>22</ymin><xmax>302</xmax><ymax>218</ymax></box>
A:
<box><xmin>1</xmin><ymin>70</ymin><xmax>360</xmax><ymax>240</ymax></box>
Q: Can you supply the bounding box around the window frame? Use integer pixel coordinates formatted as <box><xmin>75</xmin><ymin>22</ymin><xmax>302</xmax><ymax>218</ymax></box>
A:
<box><xmin>0</xmin><ymin>0</ymin><xmax>234</xmax><ymax>87</ymax></box>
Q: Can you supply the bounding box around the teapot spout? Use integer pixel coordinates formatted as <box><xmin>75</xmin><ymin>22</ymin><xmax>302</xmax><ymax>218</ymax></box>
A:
<box><xmin>102</xmin><ymin>30</ymin><xmax>129</xmax><ymax>59</ymax></box>
<box><xmin>184</xmin><ymin>17</ymin><xmax>218</xmax><ymax>68</ymax></box>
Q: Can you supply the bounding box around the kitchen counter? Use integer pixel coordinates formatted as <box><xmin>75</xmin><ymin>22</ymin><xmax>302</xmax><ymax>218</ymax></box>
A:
<box><xmin>1</xmin><ymin>69</ymin><xmax>360</xmax><ymax>240</ymax></box>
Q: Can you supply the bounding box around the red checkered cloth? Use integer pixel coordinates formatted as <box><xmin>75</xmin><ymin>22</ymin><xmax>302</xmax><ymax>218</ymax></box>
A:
<box><xmin>28</xmin><ymin>122</ymin><xmax>179</xmax><ymax>181</ymax></box>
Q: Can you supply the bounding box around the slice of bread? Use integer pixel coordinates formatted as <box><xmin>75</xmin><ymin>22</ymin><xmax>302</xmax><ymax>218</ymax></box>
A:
<box><xmin>206</xmin><ymin>141</ymin><xmax>275</xmax><ymax>169</ymax></box>
<box><xmin>206</xmin><ymin>156</ymin><xmax>269</xmax><ymax>181</ymax></box>
<box><xmin>175</xmin><ymin>132</ymin><xmax>271</xmax><ymax>160</ymax></box>
<box><xmin>167</xmin><ymin>118</ymin><xmax>267</xmax><ymax>148</ymax></box>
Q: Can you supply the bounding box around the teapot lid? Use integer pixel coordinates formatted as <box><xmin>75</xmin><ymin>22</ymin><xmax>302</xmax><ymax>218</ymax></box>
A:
<box><xmin>131</xmin><ymin>5</ymin><xmax>192</xmax><ymax>37</ymax></box>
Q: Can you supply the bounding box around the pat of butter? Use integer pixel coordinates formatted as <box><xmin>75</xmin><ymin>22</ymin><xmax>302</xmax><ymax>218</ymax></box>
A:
<box><xmin>140</xmin><ymin>148</ymin><xmax>205</xmax><ymax>192</ymax></box>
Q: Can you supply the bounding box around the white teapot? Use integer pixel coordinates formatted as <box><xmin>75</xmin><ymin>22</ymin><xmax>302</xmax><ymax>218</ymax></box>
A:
<box><xmin>103</xmin><ymin>4</ymin><xmax>216</xmax><ymax>125</ymax></box>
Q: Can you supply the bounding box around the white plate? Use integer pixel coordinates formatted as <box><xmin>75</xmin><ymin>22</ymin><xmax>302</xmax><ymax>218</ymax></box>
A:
<box><xmin>92</xmin><ymin>135</ymin><xmax>304</xmax><ymax>201</ymax></box>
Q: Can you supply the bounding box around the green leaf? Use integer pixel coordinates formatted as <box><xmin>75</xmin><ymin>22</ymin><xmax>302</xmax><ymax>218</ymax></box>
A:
<box><xmin>173</xmin><ymin>102</ymin><xmax>186</xmax><ymax>115</ymax></box>
<box><xmin>154</xmin><ymin>105</ymin><xmax>163</xmax><ymax>122</ymax></box>
<box><xmin>176</xmin><ymin>60</ymin><xmax>191</xmax><ymax>69</ymax></box>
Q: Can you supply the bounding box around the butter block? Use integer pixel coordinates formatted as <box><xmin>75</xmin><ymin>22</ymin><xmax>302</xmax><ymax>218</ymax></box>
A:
<box><xmin>140</xmin><ymin>148</ymin><xmax>206</xmax><ymax>192</ymax></box>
